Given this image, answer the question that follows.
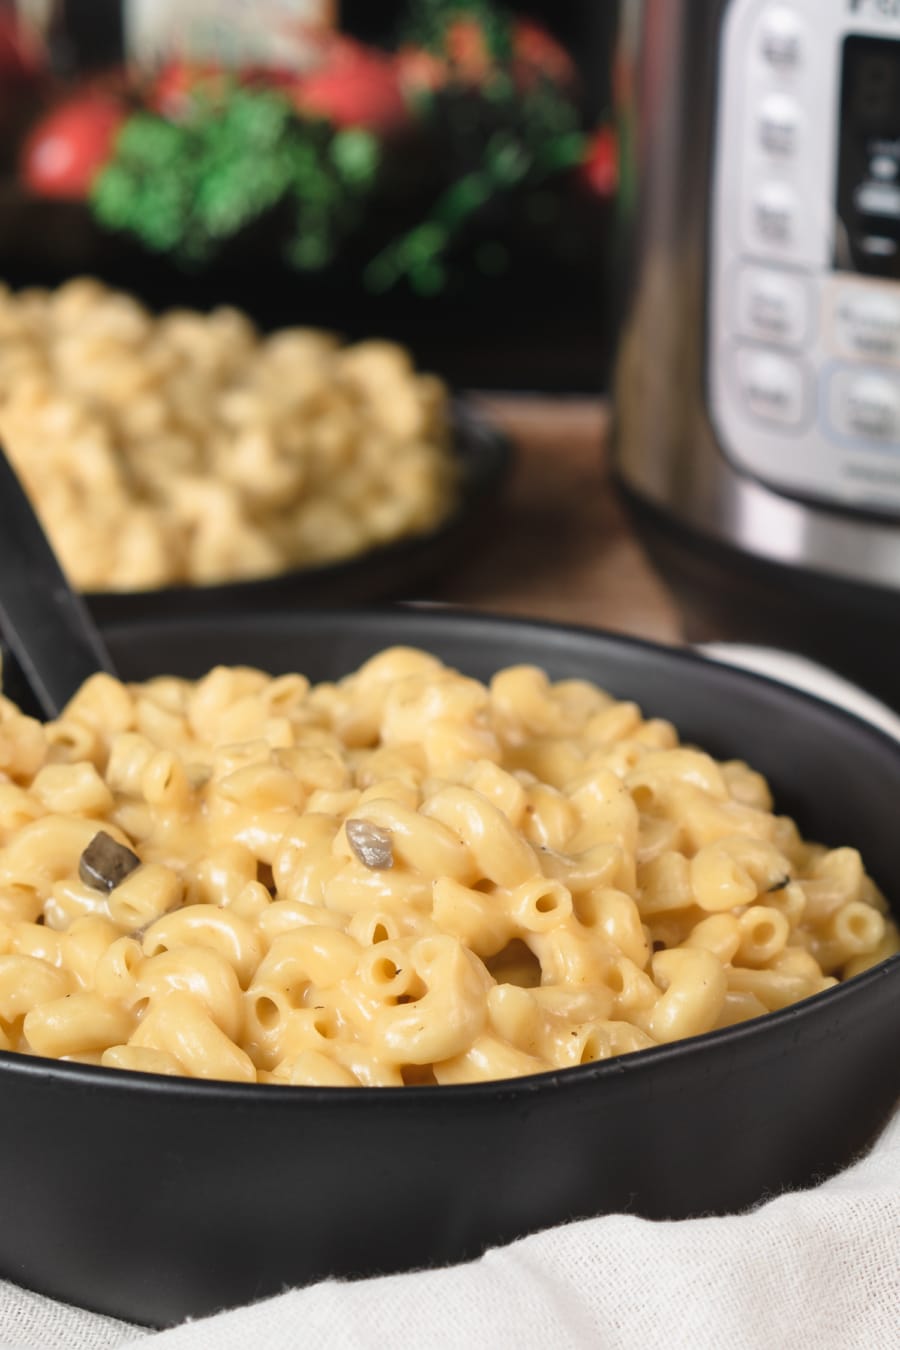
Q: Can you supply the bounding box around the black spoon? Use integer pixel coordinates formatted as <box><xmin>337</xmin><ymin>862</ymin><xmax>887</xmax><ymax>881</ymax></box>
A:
<box><xmin>0</xmin><ymin>442</ymin><xmax>116</xmax><ymax>718</ymax></box>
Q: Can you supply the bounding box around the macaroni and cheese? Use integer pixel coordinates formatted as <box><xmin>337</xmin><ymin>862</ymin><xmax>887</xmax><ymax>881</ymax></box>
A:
<box><xmin>0</xmin><ymin>279</ymin><xmax>456</xmax><ymax>591</ymax></box>
<box><xmin>0</xmin><ymin>649</ymin><xmax>895</xmax><ymax>1086</ymax></box>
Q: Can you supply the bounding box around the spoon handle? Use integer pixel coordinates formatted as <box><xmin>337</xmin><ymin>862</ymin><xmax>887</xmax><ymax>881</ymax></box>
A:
<box><xmin>0</xmin><ymin>443</ymin><xmax>116</xmax><ymax>719</ymax></box>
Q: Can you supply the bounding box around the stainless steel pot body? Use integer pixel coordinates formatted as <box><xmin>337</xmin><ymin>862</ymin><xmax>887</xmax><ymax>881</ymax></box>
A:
<box><xmin>614</xmin><ymin>0</ymin><xmax>900</xmax><ymax>593</ymax></box>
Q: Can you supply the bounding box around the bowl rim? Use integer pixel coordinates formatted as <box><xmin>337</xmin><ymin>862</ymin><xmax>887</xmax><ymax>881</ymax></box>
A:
<box><xmin>1</xmin><ymin>963</ymin><xmax>895</xmax><ymax>1103</ymax></box>
<box><xmin>100</xmin><ymin>599</ymin><xmax>900</xmax><ymax>772</ymax></box>
<box><xmin>2</xmin><ymin>604</ymin><xmax>897</xmax><ymax>1104</ymax></box>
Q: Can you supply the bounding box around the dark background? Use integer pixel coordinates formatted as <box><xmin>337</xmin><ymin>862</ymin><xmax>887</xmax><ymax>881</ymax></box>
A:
<box><xmin>0</xmin><ymin>1</ymin><xmax>621</xmax><ymax>391</ymax></box>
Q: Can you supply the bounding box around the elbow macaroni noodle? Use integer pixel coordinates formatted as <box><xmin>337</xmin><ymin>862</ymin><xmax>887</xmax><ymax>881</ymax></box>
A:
<box><xmin>0</xmin><ymin>278</ymin><xmax>457</xmax><ymax>591</ymax></box>
<box><xmin>0</xmin><ymin>648</ymin><xmax>896</xmax><ymax>1086</ymax></box>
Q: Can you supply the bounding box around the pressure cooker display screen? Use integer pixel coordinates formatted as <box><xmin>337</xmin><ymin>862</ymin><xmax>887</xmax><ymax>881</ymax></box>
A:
<box><xmin>837</xmin><ymin>36</ymin><xmax>900</xmax><ymax>277</ymax></box>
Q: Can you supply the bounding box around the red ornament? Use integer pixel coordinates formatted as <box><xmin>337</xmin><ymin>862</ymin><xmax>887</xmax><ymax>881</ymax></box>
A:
<box><xmin>292</xmin><ymin>38</ymin><xmax>408</xmax><ymax>133</ymax></box>
<box><xmin>20</xmin><ymin>93</ymin><xmax>127</xmax><ymax>199</ymax></box>
<box><xmin>580</xmin><ymin>125</ymin><xmax>618</xmax><ymax>198</ymax></box>
<box><xmin>394</xmin><ymin>44</ymin><xmax>448</xmax><ymax>96</ymax></box>
<box><xmin>149</xmin><ymin>61</ymin><xmax>227</xmax><ymax>120</ymax></box>
<box><xmin>444</xmin><ymin>18</ymin><xmax>492</xmax><ymax>83</ymax></box>
<box><xmin>511</xmin><ymin>20</ymin><xmax>576</xmax><ymax>89</ymax></box>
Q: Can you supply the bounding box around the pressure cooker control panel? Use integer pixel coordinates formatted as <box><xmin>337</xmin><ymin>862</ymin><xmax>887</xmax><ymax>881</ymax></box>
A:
<box><xmin>710</xmin><ymin>0</ymin><xmax>900</xmax><ymax>513</ymax></box>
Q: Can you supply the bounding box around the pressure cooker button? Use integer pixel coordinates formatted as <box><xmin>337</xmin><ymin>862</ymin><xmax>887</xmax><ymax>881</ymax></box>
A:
<box><xmin>734</xmin><ymin>347</ymin><xmax>808</xmax><ymax>428</ymax></box>
<box><xmin>737</xmin><ymin>266</ymin><xmax>810</xmax><ymax>347</ymax></box>
<box><xmin>758</xmin><ymin>7</ymin><xmax>803</xmax><ymax>71</ymax></box>
<box><xmin>832</xmin><ymin>372</ymin><xmax>900</xmax><ymax>442</ymax></box>
<box><xmin>835</xmin><ymin>291</ymin><xmax>900</xmax><ymax>363</ymax></box>
<box><xmin>751</xmin><ymin>183</ymin><xmax>797</xmax><ymax>249</ymax></box>
<box><xmin>758</xmin><ymin>94</ymin><xmax>801</xmax><ymax>157</ymax></box>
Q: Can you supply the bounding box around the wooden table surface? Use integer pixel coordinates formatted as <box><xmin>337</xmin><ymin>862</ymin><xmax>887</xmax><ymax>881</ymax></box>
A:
<box><xmin>436</xmin><ymin>395</ymin><xmax>684</xmax><ymax>647</ymax></box>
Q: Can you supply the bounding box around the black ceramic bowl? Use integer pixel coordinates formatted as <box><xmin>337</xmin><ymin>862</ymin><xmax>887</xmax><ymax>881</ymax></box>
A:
<box><xmin>83</xmin><ymin>403</ymin><xmax>510</xmax><ymax>624</ymax></box>
<box><xmin>1</xmin><ymin>610</ymin><xmax>898</xmax><ymax>1328</ymax></box>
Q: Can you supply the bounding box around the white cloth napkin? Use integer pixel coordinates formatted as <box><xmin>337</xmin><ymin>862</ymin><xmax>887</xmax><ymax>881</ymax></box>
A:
<box><xmin>0</xmin><ymin>645</ymin><xmax>898</xmax><ymax>1350</ymax></box>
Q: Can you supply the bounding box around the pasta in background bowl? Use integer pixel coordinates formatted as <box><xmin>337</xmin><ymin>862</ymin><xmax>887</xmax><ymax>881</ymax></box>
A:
<box><xmin>0</xmin><ymin>279</ymin><xmax>509</xmax><ymax>617</ymax></box>
<box><xmin>0</xmin><ymin>609</ymin><xmax>898</xmax><ymax>1325</ymax></box>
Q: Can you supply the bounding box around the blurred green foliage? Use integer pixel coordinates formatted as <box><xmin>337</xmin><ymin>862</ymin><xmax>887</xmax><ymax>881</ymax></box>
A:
<box><xmin>92</xmin><ymin>85</ymin><xmax>380</xmax><ymax>269</ymax></box>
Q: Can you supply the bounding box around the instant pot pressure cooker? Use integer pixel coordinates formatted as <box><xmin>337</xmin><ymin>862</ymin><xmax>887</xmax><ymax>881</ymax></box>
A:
<box><xmin>614</xmin><ymin>0</ymin><xmax>900</xmax><ymax>709</ymax></box>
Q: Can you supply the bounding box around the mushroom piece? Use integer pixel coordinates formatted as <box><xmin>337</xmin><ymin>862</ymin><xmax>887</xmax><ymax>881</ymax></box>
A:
<box><xmin>346</xmin><ymin>819</ymin><xmax>394</xmax><ymax>870</ymax></box>
<box><xmin>79</xmin><ymin>830</ymin><xmax>141</xmax><ymax>892</ymax></box>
